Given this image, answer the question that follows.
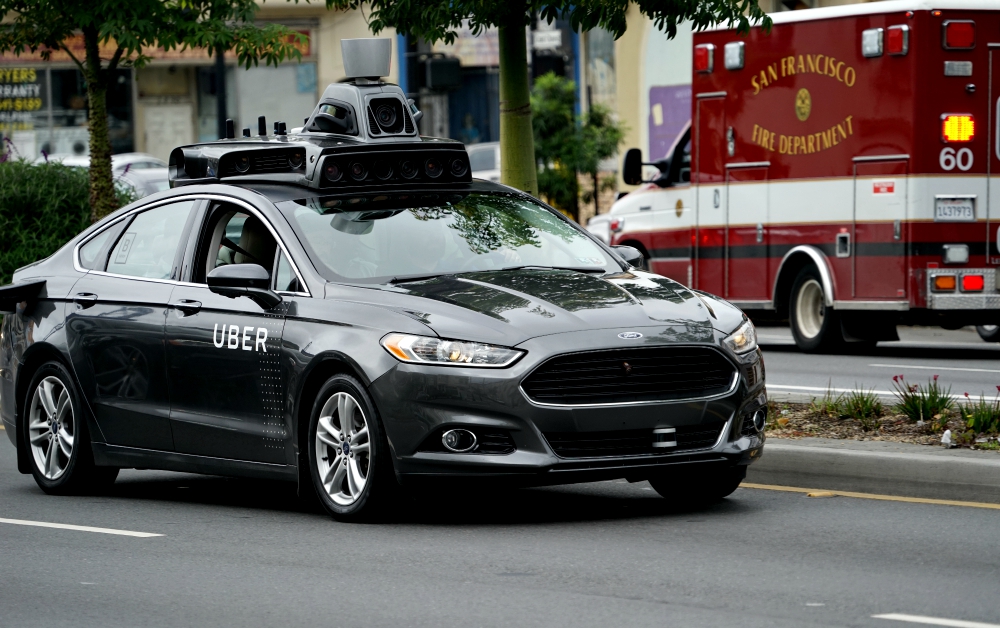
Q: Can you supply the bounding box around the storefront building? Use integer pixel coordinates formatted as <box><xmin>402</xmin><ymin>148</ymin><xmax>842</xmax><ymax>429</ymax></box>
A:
<box><xmin>0</xmin><ymin>5</ymin><xmax>396</xmax><ymax>163</ymax></box>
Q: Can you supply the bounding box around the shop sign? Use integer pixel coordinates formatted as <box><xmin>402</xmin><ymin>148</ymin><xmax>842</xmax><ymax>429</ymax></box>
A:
<box><xmin>0</xmin><ymin>68</ymin><xmax>43</xmax><ymax>132</ymax></box>
<box><xmin>0</xmin><ymin>31</ymin><xmax>311</xmax><ymax>64</ymax></box>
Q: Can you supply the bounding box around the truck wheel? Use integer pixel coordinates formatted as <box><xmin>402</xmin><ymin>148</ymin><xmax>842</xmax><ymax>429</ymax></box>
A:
<box><xmin>648</xmin><ymin>466</ymin><xmax>746</xmax><ymax>505</ymax></box>
<box><xmin>23</xmin><ymin>362</ymin><xmax>119</xmax><ymax>495</ymax></box>
<box><xmin>789</xmin><ymin>266</ymin><xmax>842</xmax><ymax>353</ymax></box>
<box><xmin>977</xmin><ymin>325</ymin><xmax>1000</xmax><ymax>342</ymax></box>
<box><xmin>307</xmin><ymin>374</ymin><xmax>399</xmax><ymax>522</ymax></box>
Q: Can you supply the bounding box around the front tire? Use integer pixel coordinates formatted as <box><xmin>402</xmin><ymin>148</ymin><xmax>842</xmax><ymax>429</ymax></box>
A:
<box><xmin>977</xmin><ymin>325</ymin><xmax>1000</xmax><ymax>342</ymax></box>
<box><xmin>23</xmin><ymin>362</ymin><xmax>118</xmax><ymax>495</ymax></box>
<box><xmin>649</xmin><ymin>466</ymin><xmax>746</xmax><ymax>505</ymax></box>
<box><xmin>789</xmin><ymin>266</ymin><xmax>842</xmax><ymax>353</ymax></box>
<box><xmin>307</xmin><ymin>374</ymin><xmax>398</xmax><ymax>522</ymax></box>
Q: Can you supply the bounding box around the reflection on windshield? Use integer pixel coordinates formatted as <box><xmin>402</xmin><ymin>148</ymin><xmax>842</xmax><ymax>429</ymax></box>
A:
<box><xmin>282</xmin><ymin>193</ymin><xmax>615</xmax><ymax>282</ymax></box>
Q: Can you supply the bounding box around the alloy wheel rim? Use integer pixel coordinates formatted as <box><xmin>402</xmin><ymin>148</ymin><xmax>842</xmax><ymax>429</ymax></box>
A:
<box><xmin>28</xmin><ymin>376</ymin><xmax>75</xmax><ymax>480</ymax></box>
<box><xmin>315</xmin><ymin>392</ymin><xmax>371</xmax><ymax>506</ymax></box>
<box><xmin>796</xmin><ymin>279</ymin><xmax>825</xmax><ymax>340</ymax></box>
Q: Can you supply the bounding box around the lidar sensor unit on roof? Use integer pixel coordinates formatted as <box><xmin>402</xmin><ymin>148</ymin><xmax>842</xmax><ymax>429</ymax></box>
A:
<box><xmin>301</xmin><ymin>37</ymin><xmax>423</xmax><ymax>143</ymax></box>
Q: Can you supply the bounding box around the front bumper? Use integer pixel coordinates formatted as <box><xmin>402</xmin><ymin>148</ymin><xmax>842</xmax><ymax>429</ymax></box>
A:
<box><xmin>369</xmin><ymin>333</ymin><xmax>766</xmax><ymax>487</ymax></box>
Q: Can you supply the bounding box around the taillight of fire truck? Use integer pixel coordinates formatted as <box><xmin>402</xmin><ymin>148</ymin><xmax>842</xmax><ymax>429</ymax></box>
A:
<box><xmin>941</xmin><ymin>115</ymin><xmax>975</xmax><ymax>142</ymax></box>
<box><xmin>886</xmin><ymin>25</ymin><xmax>909</xmax><ymax>56</ymax></box>
<box><xmin>694</xmin><ymin>44</ymin><xmax>715</xmax><ymax>73</ymax></box>
<box><xmin>942</xmin><ymin>20</ymin><xmax>975</xmax><ymax>50</ymax></box>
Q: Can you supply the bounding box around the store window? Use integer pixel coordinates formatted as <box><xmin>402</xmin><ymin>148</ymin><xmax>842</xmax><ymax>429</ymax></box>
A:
<box><xmin>0</xmin><ymin>66</ymin><xmax>134</xmax><ymax>160</ymax></box>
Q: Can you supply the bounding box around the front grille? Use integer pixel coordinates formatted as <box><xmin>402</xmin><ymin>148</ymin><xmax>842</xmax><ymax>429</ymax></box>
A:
<box><xmin>543</xmin><ymin>422</ymin><xmax>726</xmax><ymax>458</ymax></box>
<box><xmin>403</xmin><ymin>111</ymin><xmax>414</xmax><ymax>133</ymax></box>
<box><xmin>522</xmin><ymin>347</ymin><xmax>736</xmax><ymax>406</ymax></box>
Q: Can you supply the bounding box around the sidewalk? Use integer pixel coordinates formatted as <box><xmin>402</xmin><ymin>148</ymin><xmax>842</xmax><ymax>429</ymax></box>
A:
<box><xmin>747</xmin><ymin>437</ymin><xmax>1000</xmax><ymax>504</ymax></box>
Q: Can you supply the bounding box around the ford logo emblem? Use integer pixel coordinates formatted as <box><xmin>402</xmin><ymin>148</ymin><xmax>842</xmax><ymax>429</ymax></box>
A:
<box><xmin>618</xmin><ymin>332</ymin><xmax>643</xmax><ymax>340</ymax></box>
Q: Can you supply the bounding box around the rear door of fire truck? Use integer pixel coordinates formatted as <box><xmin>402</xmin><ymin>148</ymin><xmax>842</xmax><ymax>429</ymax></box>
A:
<box><xmin>990</xmin><ymin>44</ymin><xmax>1000</xmax><ymax>266</ymax></box>
<box><xmin>853</xmin><ymin>157</ymin><xmax>909</xmax><ymax>299</ymax></box>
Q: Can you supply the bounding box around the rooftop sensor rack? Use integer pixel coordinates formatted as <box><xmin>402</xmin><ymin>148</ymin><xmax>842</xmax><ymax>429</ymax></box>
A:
<box><xmin>168</xmin><ymin>38</ymin><xmax>466</xmax><ymax>190</ymax></box>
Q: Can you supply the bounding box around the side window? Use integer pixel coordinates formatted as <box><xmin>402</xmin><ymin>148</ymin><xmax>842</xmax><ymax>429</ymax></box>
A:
<box><xmin>273</xmin><ymin>251</ymin><xmax>302</xmax><ymax>292</ymax></box>
<box><xmin>107</xmin><ymin>201</ymin><xmax>195</xmax><ymax>279</ymax></box>
<box><xmin>668</xmin><ymin>129</ymin><xmax>692</xmax><ymax>186</ymax></box>
<box><xmin>78</xmin><ymin>220</ymin><xmax>126</xmax><ymax>271</ymax></box>
<box><xmin>197</xmin><ymin>205</ymin><xmax>279</xmax><ymax>283</ymax></box>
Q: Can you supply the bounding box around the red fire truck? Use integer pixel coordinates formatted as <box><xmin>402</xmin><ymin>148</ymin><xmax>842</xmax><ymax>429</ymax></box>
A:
<box><xmin>606</xmin><ymin>0</ymin><xmax>1000</xmax><ymax>351</ymax></box>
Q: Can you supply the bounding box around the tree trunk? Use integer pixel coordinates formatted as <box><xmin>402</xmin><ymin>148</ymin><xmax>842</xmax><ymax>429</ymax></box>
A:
<box><xmin>592</xmin><ymin>170</ymin><xmax>599</xmax><ymax>215</ymax></box>
<box><xmin>497</xmin><ymin>19</ymin><xmax>537</xmax><ymax>197</ymax></box>
<box><xmin>83</xmin><ymin>27</ymin><xmax>115</xmax><ymax>222</ymax></box>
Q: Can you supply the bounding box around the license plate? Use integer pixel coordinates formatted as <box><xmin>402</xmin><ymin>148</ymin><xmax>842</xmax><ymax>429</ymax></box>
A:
<box><xmin>935</xmin><ymin>197</ymin><xmax>975</xmax><ymax>222</ymax></box>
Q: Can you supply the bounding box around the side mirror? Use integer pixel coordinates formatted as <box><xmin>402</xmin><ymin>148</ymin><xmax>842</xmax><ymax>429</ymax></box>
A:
<box><xmin>207</xmin><ymin>264</ymin><xmax>282</xmax><ymax>309</ymax></box>
<box><xmin>622</xmin><ymin>148</ymin><xmax>643</xmax><ymax>185</ymax></box>
<box><xmin>613</xmin><ymin>245</ymin><xmax>646</xmax><ymax>270</ymax></box>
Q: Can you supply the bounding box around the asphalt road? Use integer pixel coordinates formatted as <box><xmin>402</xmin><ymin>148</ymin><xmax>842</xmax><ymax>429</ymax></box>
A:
<box><xmin>1</xmin><ymin>440</ymin><xmax>999</xmax><ymax>628</ymax></box>
<box><xmin>760</xmin><ymin>325</ymin><xmax>1000</xmax><ymax>402</ymax></box>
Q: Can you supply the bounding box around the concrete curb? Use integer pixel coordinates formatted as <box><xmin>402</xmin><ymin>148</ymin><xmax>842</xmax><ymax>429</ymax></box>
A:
<box><xmin>746</xmin><ymin>437</ymin><xmax>1000</xmax><ymax>503</ymax></box>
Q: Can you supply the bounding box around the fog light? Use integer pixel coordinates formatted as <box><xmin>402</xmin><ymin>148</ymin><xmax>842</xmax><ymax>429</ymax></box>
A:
<box><xmin>961</xmin><ymin>274</ymin><xmax>984</xmax><ymax>292</ymax></box>
<box><xmin>442</xmin><ymin>429</ymin><xmax>477</xmax><ymax>453</ymax></box>
<box><xmin>752</xmin><ymin>409</ymin><xmax>766</xmax><ymax>432</ymax></box>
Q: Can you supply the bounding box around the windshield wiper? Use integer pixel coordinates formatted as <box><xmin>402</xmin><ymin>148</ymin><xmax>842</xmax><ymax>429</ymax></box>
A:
<box><xmin>387</xmin><ymin>273</ymin><xmax>450</xmax><ymax>284</ymax></box>
<box><xmin>498</xmin><ymin>265</ymin><xmax>607</xmax><ymax>274</ymax></box>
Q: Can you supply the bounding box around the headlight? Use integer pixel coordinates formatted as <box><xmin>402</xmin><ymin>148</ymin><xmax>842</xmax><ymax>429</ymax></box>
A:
<box><xmin>723</xmin><ymin>320</ymin><xmax>757</xmax><ymax>354</ymax></box>
<box><xmin>380</xmin><ymin>333</ymin><xmax>524</xmax><ymax>367</ymax></box>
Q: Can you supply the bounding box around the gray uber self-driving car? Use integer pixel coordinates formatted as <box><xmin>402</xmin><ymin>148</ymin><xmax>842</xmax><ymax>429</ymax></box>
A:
<box><xmin>0</xmin><ymin>40</ymin><xmax>765</xmax><ymax>521</ymax></box>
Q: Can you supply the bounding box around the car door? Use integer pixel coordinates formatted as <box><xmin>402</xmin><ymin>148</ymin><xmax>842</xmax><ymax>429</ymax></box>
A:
<box><xmin>164</xmin><ymin>199</ymin><xmax>293</xmax><ymax>464</ymax></box>
<box><xmin>66</xmin><ymin>199</ymin><xmax>199</xmax><ymax>451</ymax></box>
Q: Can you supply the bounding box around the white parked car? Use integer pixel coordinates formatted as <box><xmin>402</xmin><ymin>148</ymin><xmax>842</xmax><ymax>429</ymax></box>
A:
<box><xmin>468</xmin><ymin>142</ymin><xmax>500</xmax><ymax>183</ymax></box>
<box><xmin>35</xmin><ymin>152</ymin><xmax>169</xmax><ymax>198</ymax></box>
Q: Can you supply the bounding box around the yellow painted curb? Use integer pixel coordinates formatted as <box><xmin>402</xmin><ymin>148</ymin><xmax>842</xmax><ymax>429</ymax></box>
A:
<box><xmin>742</xmin><ymin>483</ymin><xmax>1000</xmax><ymax>510</ymax></box>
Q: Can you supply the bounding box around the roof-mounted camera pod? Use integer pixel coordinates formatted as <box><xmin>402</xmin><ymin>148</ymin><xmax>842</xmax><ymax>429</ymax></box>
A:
<box><xmin>302</xmin><ymin>38</ymin><xmax>423</xmax><ymax>142</ymax></box>
<box><xmin>167</xmin><ymin>37</ymin><xmax>468</xmax><ymax>190</ymax></box>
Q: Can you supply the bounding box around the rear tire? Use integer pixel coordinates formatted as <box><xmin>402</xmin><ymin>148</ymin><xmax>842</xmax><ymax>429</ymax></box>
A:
<box><xmin>307</xmin><ymin>374</ymin><xmax>399</xmax><ymax>522</ymax></box>
<box><xmin>649</xmin><ymin>466</ymin><xmax>746</xmax><ymax>505</ymax></box>
<box><xmin>977</xmin><ymin>325</ymin><xmax>1000</xmax><ymax>342</ymax></box>
<box><xmin>789</xmin><ymin>266</ymin><xmax>843</xmax><ymax>353</ymax></box>
<box><xmin>23</xmin><ymin>362</ymin><xmax>119</xmax><ymax>495</ymax></box>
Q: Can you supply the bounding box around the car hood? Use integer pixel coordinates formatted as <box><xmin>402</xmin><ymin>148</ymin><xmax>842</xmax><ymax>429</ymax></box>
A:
<box><xmin>327</xmin><ymin>269</ymin><xmax>742</xmax><ymax>348</ymax></box>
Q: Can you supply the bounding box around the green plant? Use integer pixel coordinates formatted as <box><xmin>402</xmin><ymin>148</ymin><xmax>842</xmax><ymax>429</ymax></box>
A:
<box><xmin>0</xmin><ymin>159</ymin><xmax>135</xmax><ymax>284</ymax></box>
<box><xmin>530</xmin><ymin>72</ymin><xmax>626</xmax><ymax>221</ymax></box>
<box><xmin>810</xmin><ymin>382</ymin><xmax>843</xmax><ymax>417</ymax></box>
<box><xmin>891</xmin><ymin>374</ymin><xmax>955</xmax><ymax>424</ymax></box>
<box><xmin>960</xmin><ymin>388</ymin><xmax>1000</xmax><ymax>435</ymax></box>
<box><xmin>841</xmin><ymin>388</ymin><xmax>883</xmax><ymax>431</ymax></box>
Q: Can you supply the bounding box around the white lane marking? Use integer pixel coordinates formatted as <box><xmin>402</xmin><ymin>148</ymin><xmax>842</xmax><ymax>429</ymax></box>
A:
<box><xmin>805</xmin><ymin>603</ymin><xmax>826</xmax><ymax>607</ymax></box>
<box><xmin>758</xmin><ymin>337</ymin><xmax>997</xmax><ymax>349</ymax></box>
<box><xmin>767</xmin><ymin>384</ymin><xmax>895</xmax><ymax>396</ymax></box>
<box><xmin>0</xmin><ymin>517</ymin><xmax>163</xmax><ymax>538</ymax></box>
<box><xmin>873</xmin><ymin>613</ymin><xmax>1000</xmax><ymax>628</ymax></box>
<box><xmin>869</xmin><ymin>363</ymin><xmax>1000</xmax><ymax>374</ymax></box>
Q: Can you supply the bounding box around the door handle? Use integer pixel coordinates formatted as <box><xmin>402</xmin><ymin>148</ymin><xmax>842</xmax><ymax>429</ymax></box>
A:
<box><xmin>73</xmin><ymin>292</ymin><xmax>98</xmax><ymax>308</ymax></box>
<box><xmin>170</xmin><ymin>299</ymin><xmax>202</xmax><ymax>315</ymax></box>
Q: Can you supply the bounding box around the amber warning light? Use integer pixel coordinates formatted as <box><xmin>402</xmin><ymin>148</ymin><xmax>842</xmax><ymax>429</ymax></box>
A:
<box><xmin>942</xmin><ymin>115</ymin><xmax>974</xmax><ymax>142</ymax></box>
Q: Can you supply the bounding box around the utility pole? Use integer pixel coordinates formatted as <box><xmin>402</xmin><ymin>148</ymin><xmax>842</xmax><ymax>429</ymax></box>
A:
<box><xmin>215</xmin><ymin>45</ymin><xmax>227</xmax><ymax>139</ymax></box>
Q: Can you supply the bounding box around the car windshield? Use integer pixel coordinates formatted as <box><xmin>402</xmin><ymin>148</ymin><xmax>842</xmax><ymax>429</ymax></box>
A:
<box><xmin>279</xmin><ymin>192</ymin><xmax>619</xmax><ymax>283</ymax></box>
